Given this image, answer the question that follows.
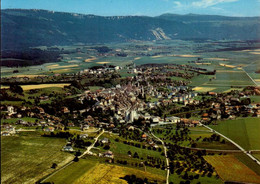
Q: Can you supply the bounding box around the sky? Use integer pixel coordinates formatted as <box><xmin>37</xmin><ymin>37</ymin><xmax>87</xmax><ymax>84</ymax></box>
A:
<box><xmin>1</xmin><ymin>0</ymin><xmax>260</xmax><ymax>17</ymax></box>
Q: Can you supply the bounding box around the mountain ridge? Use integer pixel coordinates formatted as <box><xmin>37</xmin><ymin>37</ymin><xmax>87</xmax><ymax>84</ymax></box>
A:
<box><xmin>1</xmin><ymin>9</ymin><xmax>260</xmax><ymax>50</ymax></box>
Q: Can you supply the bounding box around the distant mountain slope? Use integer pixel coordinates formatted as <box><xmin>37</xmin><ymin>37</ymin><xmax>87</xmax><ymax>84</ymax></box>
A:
<box><xmin>1</xmin><ymin>9</ymin><xmax>260</xmax><ymax>50</ymax></box>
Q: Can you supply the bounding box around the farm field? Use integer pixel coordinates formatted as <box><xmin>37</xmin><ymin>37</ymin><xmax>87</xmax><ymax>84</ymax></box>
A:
<box><xmin>1</xmin><ymin>131</ymin><xmax>73</xmax><ymax>184</ymax></box>
<box><xmin>204</xmin><ymin>155</ymin><xmax>260</xmax><ymax>183</ymax></box>
<box><xmin>209</xmin><ymin>118</ymin><xmax>260</xmax><ymax>151</ymax></box>
<box><xmin>45</xmin><ymin>158</ymin><xmax>165</xmax><ymax>184</ymax></box>
<box><xmin>192</xmin><ymin>65</ymin><xmax>256</xmax><ymax>92</ymax></box>
<box><xmin>19</xmin><ymin>83</ymin><xmax>70</xmax><ymax>90</ymax></box>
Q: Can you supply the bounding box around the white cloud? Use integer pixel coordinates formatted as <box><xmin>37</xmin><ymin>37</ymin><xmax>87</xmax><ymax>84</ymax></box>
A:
<box><xmin>173</xmin><ymin>1</ymin><xmax>181</xmax><ymax>7</ymax></box>
<box><xmin>191</xmin><ymin>0</ymin><xmax>238</xmax><ymax>8</ymax></box>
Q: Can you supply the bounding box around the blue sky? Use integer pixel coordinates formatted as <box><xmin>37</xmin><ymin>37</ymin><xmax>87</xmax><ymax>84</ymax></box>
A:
<box><xmin>1</xmin><ymin>0</ymin><xmax>260</xmax><ymax>17</ymax></box>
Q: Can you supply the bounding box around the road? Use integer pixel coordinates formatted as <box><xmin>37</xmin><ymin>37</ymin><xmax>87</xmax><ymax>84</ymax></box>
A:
<box><xmin>242</xmin><ymin>68</ymin><xmax>258</xmax><ymax>86</ymax></box>
<box><xmin>200</xmin><ymin>123</ymin><xmax>260</xmax><ymax>166</ymax></box>
<box><xmin>150</xmin><ymin>129</ymin><xmax>170</xmax><ymax>184</ymax></box>
<box><xmin>40</xmin><ymin>129</ymin><xmax>104</xmax><ymax>183</ymax></box>
<box><xmin>184</xmin><ymin>146</ymin><xmax>243</xmax><ymax>153</ymax></box>
<box><xmin>79</xmin><ymin>129</ymin><xmax>104</xmax><ymax>158</ymax></box>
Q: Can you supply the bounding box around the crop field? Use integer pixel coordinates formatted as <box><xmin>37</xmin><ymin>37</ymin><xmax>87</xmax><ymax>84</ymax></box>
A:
<box><xmin>193</xmin><ymin>68</ymin><xmax>256</xmax><ymax>92</ymax></box>
<box><xmin>134</xmin><ymin>56</ymin><xmax>190</xmax><ymax>65</ymax></box>
<box><xmin>1</xmin><ymin>131</ymin><xmax>73</xmax><ymax>184</ymax></box>
<box><xmin>209</xmin><ymin>70</ymin><xmax>254</xmax><ymax>86</ymax></box>
<box><xmin>193</xmin><ymin>87</ymin><xmax>216</xmax><ymax>92</ymax></box>
<box><xmin>209</xmin><ymin>118</ymin><xmax>260</xmax><ymax>150</ymax></box>
<box><xmin>190</xmin><ymin>75</ymin><xmax>213</xmax><ymax>87</ymax></box>
<box><xmin>74</xmin><ymin>163</ymin><xmax>164</xmax><ymax>184</ymax></box>
<box><xmin>204</xmin><ymin>155</ymin><xmax>260</xmax><ymax>183</ymax></box>
<box><xmin>20</xmin><ymin>83</ymin><xmax>70</xmax><ymax>90</ymax></box>
<box><xmin>45</xmin><ymin>158</ymin><xmax>165</xmax><ymax>184</ymax></box>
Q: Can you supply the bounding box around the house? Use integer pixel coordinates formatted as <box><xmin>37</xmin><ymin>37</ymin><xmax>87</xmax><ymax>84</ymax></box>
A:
<box><xmin>103</xmin><ymin>151</ymin><xmax>114</xmax><ymax>158</ymax></box>
<box><xmin>40</xmin><ymin>96</ymin><xmax>49</xmax><ymax>101</ymax></box>
<box><xmin>152</xmin><ymin>116</ymin><xmax>160</xmax><ymax>123</ymax></box>
<box><xmin>101</xmin><ymin>138</ymin><xmax>109</xmax><ymax>144</ymax></box>
<box><xmin>80</xmin><ymin>134</ymin><xmax>88</xmax><ymax>139</ymax></box>
<box><xmin>1</xmin><ymin>132</ymin><xmax>10</xmax><ymax>136</ymax></box>
<box><xmin>7</xmin><ymin>106</ymin><xmax>16</xmax><ymax>115</ymax></box>
<box><xmin>36</xmin><ymin>107</ymin><xmax>45</xmax><ymax>114</ymax></box>
<box><xmin>61</xmin><ymin>107</ymin><xmax>70</xmax><ymax>114</ymax></box>
<box><xmin>44</xmin><ymin>127</ymin><xmax>55</xmax><ymax>132</ymax></box>
<box><xmin>82</xmin><ymin>124</ymin><xmax>90</xmax><ymax>131</ymax></box>
<box><xmin>16</xmin><ymin>114</ymin><xmax>22</xmax><ymax>118</ymax></box>
<box><xmin>142</xmin><ymin>134</ymin><xmax>147</xmax><ymax>140</ymax></box>
<box><xmin>127</xmin><ymin>125</ymin><xmax>135</xmax><ymax>131</ymax></box>
<box><xmin>17</xmin><ymin>119</ymin><xmax>28</xmax><ymax>125</ymax></box>
<box><xmin>63</xmin><ymin>145</ymin><xmax>74</xmax><ymax>152</ymax></box>
<box><xmin>67</xmin><ymin>122</ymin><xmax>75</xmax><ymax>127</ymax></box>
<box><xmin>166</xmin><ymin>116</ymin><xmax>180</xmax><ymax>123</ymax></box>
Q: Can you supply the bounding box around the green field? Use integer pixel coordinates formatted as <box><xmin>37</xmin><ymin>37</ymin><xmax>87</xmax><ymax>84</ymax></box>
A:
<box><xmin>250</xmin><ymin>96</ymin><xmax>260</xmax><ymax>103</ymax></box>
<box><xmin>44</xmin><ymin>158</ymin><xmax>98</xmax><ymax>184</ymax></box>
<box><xmin>209</xmin><ymin>118</ymin><xmax>260</xmax><ymax>150</ymax></box>
<box><xmin>1</xmin><ymin>131</ymin><xmax>73</xmax><ymax>184</ymax></box>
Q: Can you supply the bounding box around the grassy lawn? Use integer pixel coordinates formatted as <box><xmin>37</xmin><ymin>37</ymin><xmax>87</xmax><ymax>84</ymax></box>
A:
<box><xmin>1</xmin><ymin>117</ymin><xmax>39</xmax><ymax>124</ymax></box>
<box><xmin>209</xmin><ymin>118</ymin><xmax>260</xmax><ymax>150</ymax></box>
<box><xmin>205</xmin><ymin>155</ymin><xmax>260</xmax><ymax>183</ymax></box>
<box><xmin>89</xmin><ymin>86</ymin><xmax>102</xmax><ymax>92</ymax></box>
<box><xmin>44</xmin><ymin>158</ymin><xmax>98</xmax><ymax>184</ymax></box>
<box><xmin>109</xmin><ymin>138</ymin><xmax>164</xmax><ymax>160</ymax></box>
<box><xmin>252</xmin><ymin>153</ymin><xmax>260</xmax><ymax>161</ymax></box>
<box><xmin>250</xmin><ymin>96</ymin><xmax>260</xmax><ymax>103</ymax></box>
<box><xmin>1</xmin><ymin>131</ymin><xmax>73</xmax><ymax>184</ymax></box>
<box><xmin>169</xmin><ymin>172</ymin><xmax>222</xmax><ymax>184</ymax></box>
<box><xmin>97</xmin><ymin>133</ymin><xmax>164</xmax><ymax>161</ymax></box>
<box><xmin>190</xmin><ymin>75</ymin><xmax>212</xmax><ymax>86</ymax></box>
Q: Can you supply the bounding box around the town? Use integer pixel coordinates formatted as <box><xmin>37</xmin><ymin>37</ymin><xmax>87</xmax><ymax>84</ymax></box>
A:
<box><xmin>1</xmin><ymin>59</ymin><xmax>260</xmax><ymax>183</ymax></box>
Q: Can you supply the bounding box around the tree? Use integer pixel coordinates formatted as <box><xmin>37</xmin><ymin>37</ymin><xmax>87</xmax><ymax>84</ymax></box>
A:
<box><xmin>75</xmin><ymin>150</ymin><xmax>81</xmax><ymax>156</ymax></box>
<box><xmin>104</xmin><ymin>145</ymin><xmax>110</xmax><ymax>150</ymax></box>
<box><xmin>133</xmin><ymin>152</ymin><xmax>139</xmax><ymax>158</ymax></box>
<box><xmin>10</xmin><ymin>84</ymin><xmax>23</xmax><ymax>94</ymax></box>
<box><xmin>51</xmin><ymin>163</ymin><xmax>57</xmax><ymax>169</ymax></box>
<box><xmin>73</xmin><ymin>156</ymin><xmax>79</xmax><ymax>162</ymax></box>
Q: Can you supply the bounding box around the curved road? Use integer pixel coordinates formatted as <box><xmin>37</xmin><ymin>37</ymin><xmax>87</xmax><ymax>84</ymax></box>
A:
<box><xmin>79</xmin><ymin>129</ymin><xmax>104</xmax><ymax>158</ymax></box>
<box><xmin>41</xmin><ymin>129</ymin><xmax>104</xmax><ymax>183</ymax></box>
<box><xmin>150</xmin><ymin>129</ymin><xmax>170</xmax><ymax>184</ymax></box>
<box><xmin>200</xmin><ymin>123</ymin><xmax>260</xmax><ymax>166</ymax></box>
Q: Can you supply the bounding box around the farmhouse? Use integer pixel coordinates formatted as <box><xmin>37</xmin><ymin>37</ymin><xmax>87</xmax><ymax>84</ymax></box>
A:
<box><xmin>101</xmin><ymin>138</ymin><xmax>109</xmax><ymax>144</ymax></box>
<box><xmin>103</xmin><ymin>151</ymin><xmax>114</xmax><ymax>158</ymax></box>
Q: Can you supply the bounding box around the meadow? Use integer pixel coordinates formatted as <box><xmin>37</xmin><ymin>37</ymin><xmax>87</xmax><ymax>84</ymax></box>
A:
<box><xmin>1</xmin><ymin>131</ymin><xmax>73</xmax><ymax>184</ymax></box>
<box><xmin>209</xmin><ymin>118</ymin><xmax>260</xmax><ymax>151</ymax></box>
